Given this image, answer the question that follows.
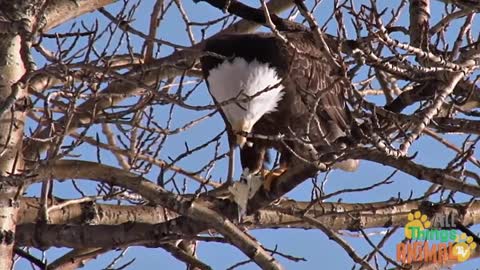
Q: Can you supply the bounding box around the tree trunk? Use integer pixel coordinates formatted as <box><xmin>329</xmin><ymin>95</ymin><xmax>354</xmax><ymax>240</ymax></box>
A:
<box><xmin>0</xmin><ymin>31</ymin><xmax>27</xmax><ymax>270</ymax></box>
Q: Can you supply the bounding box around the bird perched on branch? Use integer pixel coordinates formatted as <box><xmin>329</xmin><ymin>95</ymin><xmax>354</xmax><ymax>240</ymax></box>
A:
<box><xmin>200</xmin><ymin>31</ymin><xmax>358</xmax><ymax>196</ymax></box>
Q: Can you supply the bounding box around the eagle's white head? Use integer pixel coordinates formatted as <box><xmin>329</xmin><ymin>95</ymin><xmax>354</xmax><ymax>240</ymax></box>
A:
<box><xmin>207</xmin><ymin>58</ymin><xmax>285</xmax><ymax>147</ymax></box>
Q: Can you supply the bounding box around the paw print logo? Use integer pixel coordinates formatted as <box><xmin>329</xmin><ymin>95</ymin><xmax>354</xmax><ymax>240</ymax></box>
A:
<box><xmin>404</xmin><ymin>211</ymin><xmax>431</xmax><ymax>239</ymax></box>
<box><xmin>453</xmin><ymin>233</ymin><xmax>477</xmax><ymax>262</ymax></box>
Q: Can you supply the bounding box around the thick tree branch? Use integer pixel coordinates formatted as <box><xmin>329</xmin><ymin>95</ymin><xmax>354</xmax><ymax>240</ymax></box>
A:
<box><xmin>43</xmin><ymin>0</ymin><xmax>116</xmax><ymax>31</ymax></box>
<box><xmin>16</xmin><ymin>198</ymin><xmax>480</xmax><ymax>248</ymax></box>
<box><xmin>22</xmin><ymin>160</ymin><xmax>283</xmax><ymax>269</ymax></box>
<box><xmin>195</xmin><ymin>0</ymin><xmax>305</xmax><ymax>32</ymax></box>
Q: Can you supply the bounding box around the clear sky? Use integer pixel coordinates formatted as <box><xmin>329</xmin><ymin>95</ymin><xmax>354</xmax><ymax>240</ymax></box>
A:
<box><xmin>17</xmin><ymin>0</ymin><xmax>480</xmax><ymax>269</ymax></box>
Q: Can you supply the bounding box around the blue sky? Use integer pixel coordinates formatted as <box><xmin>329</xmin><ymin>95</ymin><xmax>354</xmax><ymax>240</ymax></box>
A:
<box><xmin>17</xmin><ymin>0</ymin><xmax>480</xmax><ymax>269</ymax></box>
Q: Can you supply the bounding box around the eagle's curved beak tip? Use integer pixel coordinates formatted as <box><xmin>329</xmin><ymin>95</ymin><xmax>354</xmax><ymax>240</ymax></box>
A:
<box><xmin>232</xmin><ymin>120</ymin><xmax>253</xmax><ymax>149</ymax></box>
<box><xmin>236</xmin><ymin>135</ymin><xmax>247</xmax><ymax>149</ymax></box>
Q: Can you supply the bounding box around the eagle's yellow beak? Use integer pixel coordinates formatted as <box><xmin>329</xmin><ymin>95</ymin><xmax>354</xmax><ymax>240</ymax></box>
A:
<box><xmin>232</xmin><ymin>120</ymin><xmax>253</xmax><ymax>148</ymax></box>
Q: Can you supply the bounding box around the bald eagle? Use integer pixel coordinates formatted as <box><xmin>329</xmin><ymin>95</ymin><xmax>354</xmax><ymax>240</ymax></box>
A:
<box><xmin>200</xmin><ymin>31</ymin><xmax>358</xmax><ymax>190</ymax></box>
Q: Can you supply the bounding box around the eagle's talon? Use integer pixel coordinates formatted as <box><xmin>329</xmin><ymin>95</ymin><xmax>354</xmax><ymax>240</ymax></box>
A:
<box><xmin>261</xmin><ymin>167</ymin><xmax>287</xmax><ymax>192</ymax></box>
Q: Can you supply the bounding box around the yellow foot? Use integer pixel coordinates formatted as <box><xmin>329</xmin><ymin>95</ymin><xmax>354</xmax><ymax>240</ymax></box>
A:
<box><xmin>261</xmin><ymin>167</ymin><xmax>287</xmax><ymax>191</ymax></box>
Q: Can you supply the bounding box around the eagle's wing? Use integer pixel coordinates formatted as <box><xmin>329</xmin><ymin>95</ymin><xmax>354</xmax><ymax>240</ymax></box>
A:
<box><xmin>283</xmin><ymin>32</ymin><xmax>351</xmax><ymax>143</ymax></box>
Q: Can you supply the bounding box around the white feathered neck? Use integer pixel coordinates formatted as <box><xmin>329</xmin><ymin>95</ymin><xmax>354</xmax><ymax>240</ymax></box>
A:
<box><xmin>207</xmin><ymin>58</ymin><xmax>285</xmax><ymax>127</ymax></box>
